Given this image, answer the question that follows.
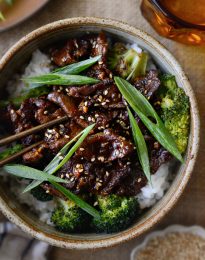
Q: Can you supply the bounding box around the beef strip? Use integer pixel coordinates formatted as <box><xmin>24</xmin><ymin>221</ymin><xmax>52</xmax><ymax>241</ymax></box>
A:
<box><xmin>66</xmin><ymin>79</ymin><xmax>112</xmax><ymax>98</ymax></box>
<box><xmin>134</xmin><ymin>70</ymin><xmax>160</xmax><ymax>99</ymax></box>
<box><xmin>51</xmin><ymin>38</ymin><xmax>91</xmax><ymax>67</ymax></box>
<box><xmin>44</xmin><ymin>120</ymin><xmax>83</xmax><ymax>152</ymax></box>
<box><xmin>47</xmin><ymin>91</ymin><xmax>78</xmax><ymax>117</ymax></box>
<box><xmin>75</xmin><ymin>129</ymin><xmax>134</xmax><ymax>163</ymax></box>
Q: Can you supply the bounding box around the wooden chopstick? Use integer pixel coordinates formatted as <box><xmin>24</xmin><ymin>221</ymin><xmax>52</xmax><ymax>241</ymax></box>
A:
<box><xmin>0</xmin><ymin>140</ymin><xmax>44</xmax><ymax>167</ymax></box>
<box><xmin>0</xmin><ymin>116</ymin><xmax>68</xmax><ymax>147</ymax></box>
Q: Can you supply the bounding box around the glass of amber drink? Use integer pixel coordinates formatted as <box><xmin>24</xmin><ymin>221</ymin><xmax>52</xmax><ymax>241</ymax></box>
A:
<box><xmin>141</xmin><ymin>0</ymin><xmax>205</xmax><ymax>45</ymax></box>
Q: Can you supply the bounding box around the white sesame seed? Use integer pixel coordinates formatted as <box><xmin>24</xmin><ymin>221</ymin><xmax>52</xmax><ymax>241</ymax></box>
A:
<box><xmin>91</xmin><ymin>157</ymin><xmax>95</xmax><ymax>162</ymax></box>
<box><xmin>70</xmin><ymin>177</ymin><xmax>75</xmax><ymax>182</ymax></box>
<box><xmin>94</xmin><ymin>201</ymin><xmax>98</xmax><ymax>206</ymax></box>
<box><xmin>103</xmin><ymin>90</ymin><xmax>108</xmax><ymax>95</ymax></box>
<box><xmin>138</xmin><ymin>178</ymin><xmax>142</xmax><ymax>183</ymax></box>
<box><xmin>84</xmin><ymin>101</ymin><xmax>88</xmax><ymax>106</ymax></box>
<box><xmin>98</xmin><ymin>156</ymin><xmax>105</xmax><ymax>162</ymax></box>
<box><xmin>66</xmin><ymin>173</ymin><xmax>70</xmax><ymax>178</ymax></box>
<box><xmin>102</xmin><ymin>102</ymin><xmax>106</xmax><ymax>106</ymax></box>
<box><xmin>79</xmin><ymin>169</ymin><xmax>84</xmax><ymax>173</ymax></box>
<box><xmin>65</xmin><ymin>135</ymin><xmax>70</xmax><ymax>139</ymax></box>
<box><xmin>88</xmin><ymin>117</ymin><xmax>92</xmax><ymax>121</ymax></box>
<box><xmin>46</xmin><ymin>190</ymin><xmax>50</xmax><ymax>194</ymax></box>
<box><xmin>44</xmin><ymin>110</ymin><xmax>48</xmax><ymax>115</ymax></box>
<box><xmin>106</xmin><ymin>171</ymin><xmax>109</xmax><ymax>177</ymax></box>
<box><xmin>79</xmin><ymin>148</ymin><xmax>85</xmax><ymax>151</ymax></box>
<box><xmin>80</xmin><ymin>116</ymin><xmax>84</xmax><ymax>119</ymax></box>
<box><xmin>98</xmin><ymin>61</ymin><xmax>103</xmax><ymax>65</ymax></box>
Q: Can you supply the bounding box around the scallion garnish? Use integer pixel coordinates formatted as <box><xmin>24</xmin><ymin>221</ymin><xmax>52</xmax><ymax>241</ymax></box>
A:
<box><xmin>114</xmin><ymin>77</ymin><xmax>183</xmax><ymax>162</ymax></box>
<box><xmin>127</xmin><ymin>107</ymin><xmax>151</xmax><ymax>182</ymax></box>
<box><xmin>3</xmin><ymin>165</ymin><xmax>69</xmax><ymax>184</ymax></box>
<box><xmin>23</xmin><ymin>74</ymin><xmax>99</xmax><ymax>87</ymax></box>
<box><xmin>53</xmin><ymin>55</ymin><xmax>101</xmax><ymax>75</ymax></box>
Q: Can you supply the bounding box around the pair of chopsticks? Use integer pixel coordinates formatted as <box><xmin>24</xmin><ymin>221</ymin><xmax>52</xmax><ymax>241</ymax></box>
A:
<box><xmin>0</xmin><ymin>116</ymin><xmax>68</xmax><ymax>167</ymax></box>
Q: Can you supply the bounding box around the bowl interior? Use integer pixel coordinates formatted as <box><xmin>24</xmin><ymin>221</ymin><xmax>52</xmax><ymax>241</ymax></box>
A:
<box><xmin>0</xmin><ymin>19</ymin><xmax>199</xmax><ymax>249</ymax></box>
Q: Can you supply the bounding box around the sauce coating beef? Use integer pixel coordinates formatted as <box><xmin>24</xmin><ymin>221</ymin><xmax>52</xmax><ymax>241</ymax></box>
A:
<box><xmin>1</xmin><ymin>32</ymin><xmax>172</xmax><ymax>197</ymax></box>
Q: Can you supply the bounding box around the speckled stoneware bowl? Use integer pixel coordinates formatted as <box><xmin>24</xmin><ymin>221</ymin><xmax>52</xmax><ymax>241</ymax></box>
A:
<box><xmin>0</xmin><ymin>17</ymin><xmax>200</xmax><ymax>249</ymax></box>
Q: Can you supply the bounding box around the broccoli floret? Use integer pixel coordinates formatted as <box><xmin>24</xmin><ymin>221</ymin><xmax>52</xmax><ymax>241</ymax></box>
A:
<box><xmin>158</xmin><ymin>74</ymin><xmax>190</xmax><ymax>153</ymax></box>
<box><xmin>108</xmin><ymin>43</ymin><xmax>148</xmax><ymax>81</ymax></box>
<box><xmin>31</xmin><ymin>186</ymin><xmax>53</xmax><ymax>201</ymax></box>
<box><xmin>51</xmin><ymin>199</ymin><xmax>91</xmax><ymax>233</ymax></box>
<box><xmin>0</xmin><ymin>144</ymin><xmax>23</xmax><ymax>160</ymax></box>
<box><xmin>92</xmin><ymin>195</ymin><xmax>139</xmax><ymax>233</ymax></box>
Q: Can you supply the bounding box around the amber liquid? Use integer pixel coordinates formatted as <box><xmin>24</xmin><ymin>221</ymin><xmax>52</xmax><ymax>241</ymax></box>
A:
<box><xmin>160</xmin><ymin>0</ymin><xmax>205</xmax><ymax>25</ymax></box>
<box><xmin>141</xmin><ymin>0</ymin><xmax>205</xmax><ymax>45</ymax></box>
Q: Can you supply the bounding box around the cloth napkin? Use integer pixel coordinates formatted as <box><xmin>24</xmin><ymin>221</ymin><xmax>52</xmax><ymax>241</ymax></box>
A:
<box><xmin>0</xmin><ymin>222</ymin><xmax>49</xmax><ymax>260</ymax></box>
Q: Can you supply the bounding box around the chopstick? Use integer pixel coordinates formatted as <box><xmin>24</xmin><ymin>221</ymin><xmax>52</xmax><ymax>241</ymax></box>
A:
<box><xmin>0</xmin><ymin>116</ymin><xmax>68</xmax><ymax>147</ymax></box>
<box><xmin>0</xmin><ymin>140</ymin><xmax>44</xmax><ymax>167</ymax></box>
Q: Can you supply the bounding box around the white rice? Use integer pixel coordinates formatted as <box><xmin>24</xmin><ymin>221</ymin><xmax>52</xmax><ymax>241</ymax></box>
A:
<box><xmin>4</xmin><ymin>48</ymin><xmax>171</xmax><ymax>224</ymax></box>
<box><xmin>137</xmin><ymin>163</ymin><xmax>171</xmax><ymax>209</ymax></box>
<box><xmin>7</xmin><ymin>50</ymin><xmax>53</xmax><ymax>98</ymax></box>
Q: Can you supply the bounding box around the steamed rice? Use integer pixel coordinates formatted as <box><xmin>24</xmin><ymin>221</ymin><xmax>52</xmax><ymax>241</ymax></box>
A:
<box><xmin>4</xmin><ymin>49</ymin><xmax>172</xmax><ymax>224</ymax></box>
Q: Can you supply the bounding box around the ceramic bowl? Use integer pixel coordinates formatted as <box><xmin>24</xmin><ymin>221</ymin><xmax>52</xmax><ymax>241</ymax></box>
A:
<box><xmin>0</xmin><ymin>17</ymin><xmax>200</xmax><ymax>249</ymax></box>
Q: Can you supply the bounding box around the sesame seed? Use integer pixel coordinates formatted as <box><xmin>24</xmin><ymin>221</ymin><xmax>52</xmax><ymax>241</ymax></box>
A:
<box><xmin>79</xmin><ymin>148</ymin><xmax>85</xmax><ymax>151</ymax></box>
<box><xmin>91</xmin><ymin>118</ymin><xmax>95</xmax><ymax>122</ymax></box>
<box><xmin>98</xmin><ymin>95</ymin><xmax>103</xmax><ymax>101</ymax></box>
<box><xmin>79</xmin><ymin>169</ymin><xmax>84</xmax><ymax>173</ymax></box>
<box><xmin>65</xmin><ymin>135</ymin><xmax>70</xmax><ymax>139</ymax></box>
<box><xmin>88</xmin><ymin>117</ymin><xmax>92</xmax><ymax>121</ymax></box>
<box><xmin>98</xmin><ymin>156</ymin><xmax>105</xmax><ymax>162</ymax></box>
<box><xmin>94</xmin><ymin>201</ymin><xmax>98</xmax><ymax>206</ymax></box>
<box><xmin>44</xmin><ymin>110</ymin><xmax>48</xmax><ymax>115</ymax></box>
<box><xmin>95</xmin><ymin>114</ymin><xmax>99</xmax><ymax>118</ymax></box>
<box><xmin>98</xmin><ymin>61</ymin><xmax>103</xmax><ymax>65</ymax></box>
<box><xmin>84</xmin><ymin>101</ymin><xmax>88</xmax><ymax>106</ymax></box>
<box><xmin>91</xmin><ymin>157</ymin><xmax>95</xmax><ymax>162</ymax></box>
<box><xmin>138</xmin><ymin>178</ymin><xmax>142</xmax><ymax>183</ymax></box>
<box><xmin>83</xmin><ymin>106</ymin><xmax>88</xmax><ymax>113</ymax></box>
<box><xmin>76</xmin><ymin>164</ymin><xmax>81</xmax><ymax>168</ymax></box>
<box><xmin>103</xmin><ymin>90</ymin><xmax>108</xmax><ymax>95</ymax></box>
<box><xmin>109</xmin><ymin>73</ymin><xmax>113</xmax><ymax>79</ymax></box>
<box><xmin>70</xmin><ymin>177</ymin><xmax>75</xmax><ymax>182</ymax></box>
<box><xmin>60</xmin><ymin>174</ymin><xmax>64</xmax><ymax>179</ymax></box>
<box><xmin>66</xmin><ymin>173</ymin><xmax>70</xmax><ymax>178</ymax></box>
<box><xmin>60</xmin><ymin>124</ymin><xmax>64</xmax><ymax>128</ymax></box>
<box><xmin>80</xmin><ymin>116</ymin><xmax>84</xmax><ymax>119</ymax></box>
<box><xmin>102</xmin><ymin>102</ymin><xmax>106</xmax><ymax>106</ymax></box>
<box><xmin>59</xmin><ymin>130</ymin><xmax>64</xmax><ymax>135</ymax></box>
<box><xmin>46</xmin><ymin>190</ymin><xmax>50</xmax><ymax>194</ymax></box>
<box><xmin>106</xmin><ymin>171</ymin><xmax>109</xmax><ymax>177</ymax></box>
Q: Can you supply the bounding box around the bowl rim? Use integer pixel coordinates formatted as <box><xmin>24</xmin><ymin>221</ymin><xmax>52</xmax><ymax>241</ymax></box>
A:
<box><xmin>0</xmin><ymin>17</ymin><xmax>200</xmax><ymax>249</ymax></box>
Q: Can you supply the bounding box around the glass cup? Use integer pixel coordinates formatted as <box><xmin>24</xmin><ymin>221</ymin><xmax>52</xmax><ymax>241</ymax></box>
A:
<box><xmin>141</xmin><ymin>0</ymin><xmax>205</xmax><ymax>45</ymax></box>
